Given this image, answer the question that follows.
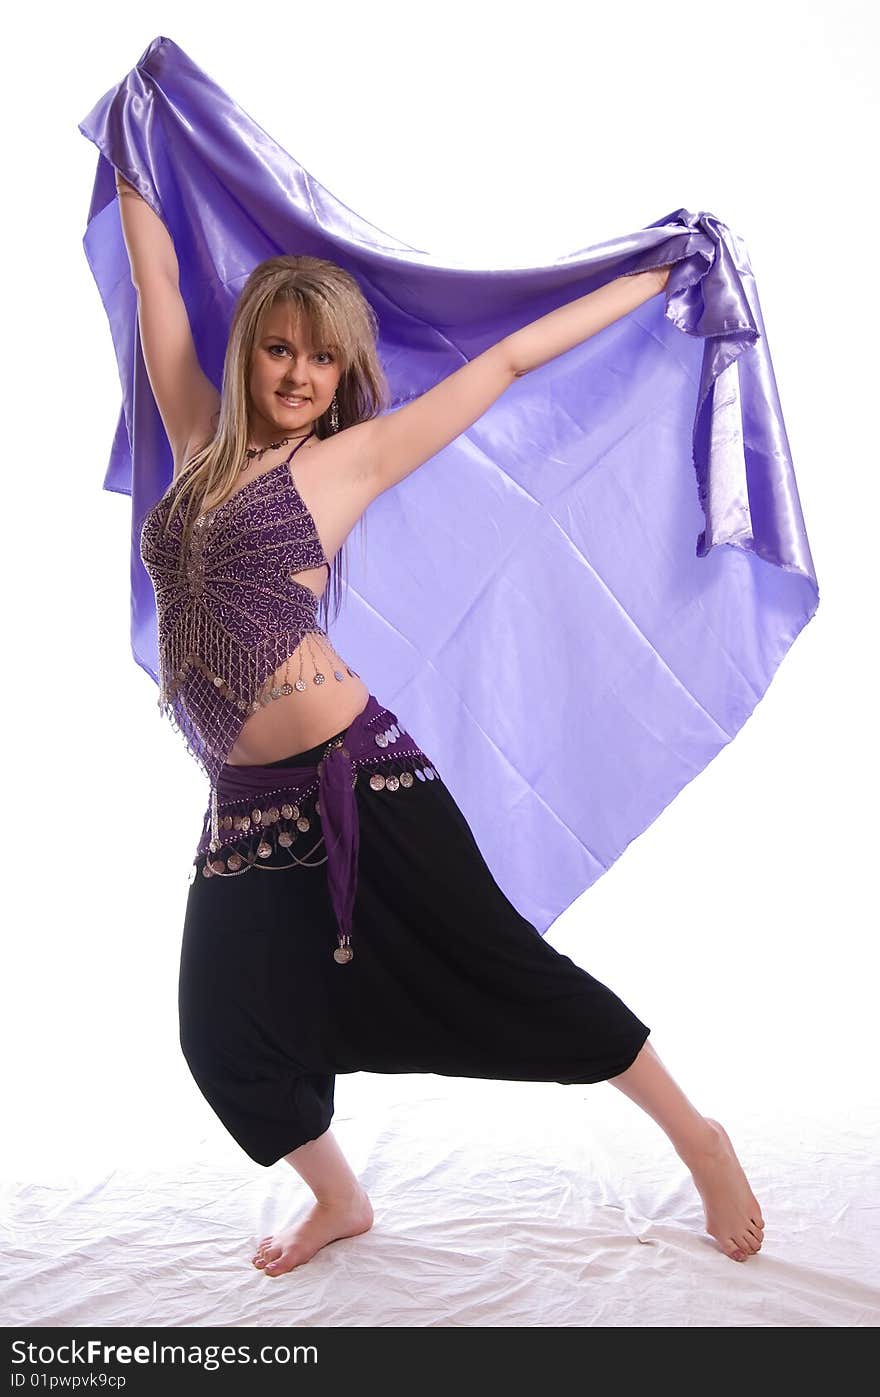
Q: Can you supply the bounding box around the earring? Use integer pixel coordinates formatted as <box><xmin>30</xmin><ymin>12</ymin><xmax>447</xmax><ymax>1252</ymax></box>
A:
<box><xmin>330</xmin><ymin>391</ymin><xmax>339</xmax><ymax>433</ymax></box>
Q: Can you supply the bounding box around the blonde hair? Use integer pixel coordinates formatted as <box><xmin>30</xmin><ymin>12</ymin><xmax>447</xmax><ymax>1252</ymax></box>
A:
<box><xmin>165</xmin><ymin>255</ymin><xmax>390</xmax><ymax>629</ymax></box>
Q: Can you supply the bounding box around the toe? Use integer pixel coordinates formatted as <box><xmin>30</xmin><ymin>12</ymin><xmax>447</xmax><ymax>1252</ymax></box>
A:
<box><xmin>252</xmin><ymin>1239</ymin><xmax>273</xmax><ymax>1265</ymax></box>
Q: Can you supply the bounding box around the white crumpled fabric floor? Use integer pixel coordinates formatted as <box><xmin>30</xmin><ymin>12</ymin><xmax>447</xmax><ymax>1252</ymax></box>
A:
<box><xmin>2</xmin><ymin>1069</ymin><xmax>877</xmax><ymax>1328</ymax></box>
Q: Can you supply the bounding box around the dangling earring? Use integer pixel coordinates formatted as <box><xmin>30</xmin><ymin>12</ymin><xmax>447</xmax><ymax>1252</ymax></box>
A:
<box><xmin>330</xmin><ymin>391</ymin><xmax>339</xmax><ymax>433</ymax></box>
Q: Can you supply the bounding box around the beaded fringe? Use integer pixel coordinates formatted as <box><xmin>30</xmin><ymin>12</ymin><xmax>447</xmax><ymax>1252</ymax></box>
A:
<box><xmin>159</xmin><ymin>593</ymin><xmax>337</xmax><ymax>744</ymax></box>
<box><xmin>144</xmin><ymin>468</ymin><xmax>368</xmax><ymax>800</ymax></box>
<box><xmin>156</xmin><ymin>624</ymin><xmax>364</xmax><ymax>795</ymax></box>
<box><xmin>150</xmin><ymin>498</ymin><xmax>349</xmax><ymax>791</ymax></box>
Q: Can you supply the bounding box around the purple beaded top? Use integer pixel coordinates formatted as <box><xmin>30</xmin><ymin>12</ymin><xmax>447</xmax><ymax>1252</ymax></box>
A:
<box><xmin>140</xmin><ymin>436</ymin><xmax>331</xmax><ymax>788</ymax></box>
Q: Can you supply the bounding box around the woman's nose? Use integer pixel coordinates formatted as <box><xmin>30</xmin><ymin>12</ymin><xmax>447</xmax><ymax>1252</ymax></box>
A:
<box><xmin>284</xmin><ymin>359</ymin><xmax>311</xmax><ymax>381</ymax></box>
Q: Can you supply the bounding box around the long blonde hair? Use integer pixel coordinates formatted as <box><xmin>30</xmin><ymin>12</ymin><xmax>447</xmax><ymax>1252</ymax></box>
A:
<box><xmin>164</xmin><ymin>255</ymin><xmax>390</xmax><ymax>629</ymax></box>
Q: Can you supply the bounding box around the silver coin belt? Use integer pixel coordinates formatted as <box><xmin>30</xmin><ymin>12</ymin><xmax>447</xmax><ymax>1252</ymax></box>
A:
<box><xmin>195</xmin><ymin>718</ymin><xmax>442</xmax><ymax>879</ymax></box>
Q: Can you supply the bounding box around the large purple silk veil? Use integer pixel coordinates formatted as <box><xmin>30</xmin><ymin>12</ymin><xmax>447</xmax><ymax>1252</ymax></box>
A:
<box><xmin>78</xmin><ymin>36</ymin><xmax>819</xmax><ymax>937</ymax></box>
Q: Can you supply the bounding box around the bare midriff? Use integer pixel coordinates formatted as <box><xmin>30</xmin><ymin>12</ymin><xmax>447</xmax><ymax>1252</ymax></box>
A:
<box><xmin>223</xmin><ymin>562</ymin><xmax>370</xmax><ymax>766</ymax></box>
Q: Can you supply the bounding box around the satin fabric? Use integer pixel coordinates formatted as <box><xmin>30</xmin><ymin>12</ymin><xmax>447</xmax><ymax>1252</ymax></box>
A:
<box><xmin>78</xmin><ymin>35</ymin><xmax>819</xmax><ymax>938</ymax></box>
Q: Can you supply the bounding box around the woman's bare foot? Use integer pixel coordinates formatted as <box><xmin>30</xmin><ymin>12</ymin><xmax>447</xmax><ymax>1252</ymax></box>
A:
<box><xmin>252</xmin><ymin>1185</ymin><xmax>374</xmax><ymax>1277</ymax></box>
<box><xmin>679</xmin><ymin>1117</ymin><xmax>765</xmax><ymax>1262</ymax></box>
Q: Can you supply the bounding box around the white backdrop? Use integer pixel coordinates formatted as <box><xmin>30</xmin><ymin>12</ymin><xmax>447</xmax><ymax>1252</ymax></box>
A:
<box><xmin>1</xmin><ymin>0</ymin><xmax>877</xmax><ymax>1328</ymax></box>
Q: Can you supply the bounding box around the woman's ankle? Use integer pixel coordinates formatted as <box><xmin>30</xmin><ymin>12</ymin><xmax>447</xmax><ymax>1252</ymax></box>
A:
<box><xmin>675</xmin><ymin>1116</ymin><xmax>723</xmax><ymax>1165</ymax></box>
<box><xmin>314</xmin><ymin>1183</ymin><xmax>371</xmax><ymax>1210</ymax></box>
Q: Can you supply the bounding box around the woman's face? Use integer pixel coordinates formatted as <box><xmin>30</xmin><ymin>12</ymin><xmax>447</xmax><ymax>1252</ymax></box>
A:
<box><xmin>248</xmin><ymin>303</ymin><xmax>342</xmax><ymax>444</ymax></box>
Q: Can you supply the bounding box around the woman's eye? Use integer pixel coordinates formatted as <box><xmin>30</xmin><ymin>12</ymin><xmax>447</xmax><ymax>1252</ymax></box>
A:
<box><xmin>269</xmin><ymin>346</ymin><xmax>332</xmax><ymax>362</ymax></box>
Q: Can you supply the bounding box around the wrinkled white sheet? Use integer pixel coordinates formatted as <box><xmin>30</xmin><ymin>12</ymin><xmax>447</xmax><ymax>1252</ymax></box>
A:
<box><xmin>2</xmin><ymin>1074</ymin><xmax>877</xmax><ymax>1328</ymax></box>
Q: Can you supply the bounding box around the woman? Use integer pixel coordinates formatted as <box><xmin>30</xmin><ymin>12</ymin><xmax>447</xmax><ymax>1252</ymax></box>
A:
<box><xmin>118</xmin><ymin>170</ymin><xmax>765</xmax><ymax>1278</ymax></box>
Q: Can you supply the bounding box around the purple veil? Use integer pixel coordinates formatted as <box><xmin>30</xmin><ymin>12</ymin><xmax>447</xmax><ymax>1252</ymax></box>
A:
<box><xmin>78</xmin><ymin>36</ymin><xmax>819</xmax><ymax>937</ymax></box>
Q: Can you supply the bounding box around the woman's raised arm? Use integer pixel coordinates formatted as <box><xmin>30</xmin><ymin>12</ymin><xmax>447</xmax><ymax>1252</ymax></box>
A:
<box><xmin>115</xmin><ymin>170</ymin><xmax>180</xmax><ymax>284</ymax></box>
<box><xmin>506</xmin><ymin>266</ymin><xmax>671</xmax><ymax>377</ymax></box>
<box><xmin>115</xmin><ymin>173</ymin><xmax>220</xmax><ymax>468</ymax></box>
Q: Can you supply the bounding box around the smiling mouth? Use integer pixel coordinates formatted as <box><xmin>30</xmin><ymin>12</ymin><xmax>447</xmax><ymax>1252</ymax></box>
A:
<box><xmin>277</xmin><ymin>393</ymin><xmax>310</xmax><ymax>404</ymax></box>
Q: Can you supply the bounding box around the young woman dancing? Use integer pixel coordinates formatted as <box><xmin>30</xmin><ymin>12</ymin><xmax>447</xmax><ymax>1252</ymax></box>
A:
<box><xmin>117</xmin><ymin>169</ymin><xmax>765</xmax><ymax>1279</ymax></box>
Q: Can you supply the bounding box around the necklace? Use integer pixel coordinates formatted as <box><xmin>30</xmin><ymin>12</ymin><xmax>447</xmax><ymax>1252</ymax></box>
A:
<box><xmin>239</xmin><ymin>430</ymin><xmax>313</xmax><ymax>477</ymax></box>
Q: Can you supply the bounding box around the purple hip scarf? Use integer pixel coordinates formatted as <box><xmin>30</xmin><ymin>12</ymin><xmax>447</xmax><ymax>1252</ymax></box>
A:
<box><xmin>195</xmin><ymin>694</ymin><xmax>440</xmax><ymax>963</ymax></box>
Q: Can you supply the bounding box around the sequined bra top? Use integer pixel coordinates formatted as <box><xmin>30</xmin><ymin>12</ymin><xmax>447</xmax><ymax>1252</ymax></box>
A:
<box><xmin>139</xmin><ymin>434</ymin><xmax>355</xmax><ymax>789</ymax></box>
